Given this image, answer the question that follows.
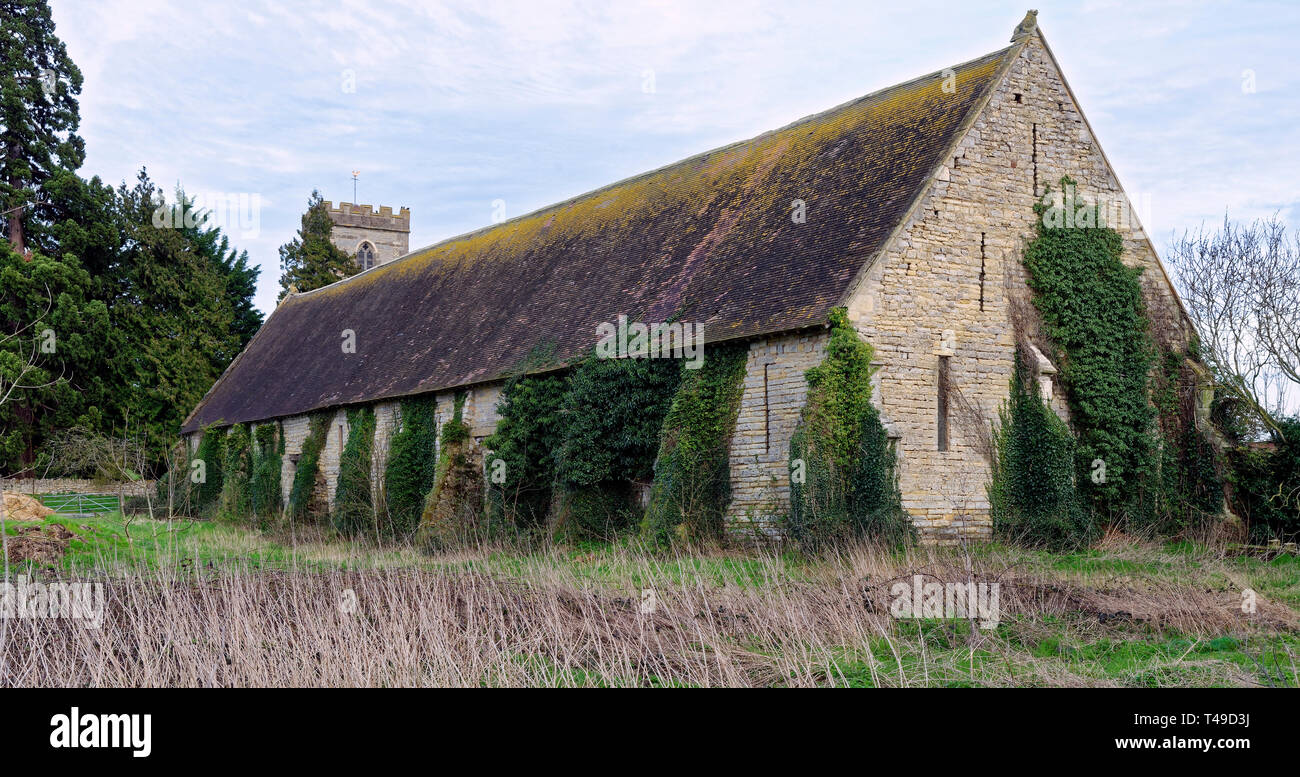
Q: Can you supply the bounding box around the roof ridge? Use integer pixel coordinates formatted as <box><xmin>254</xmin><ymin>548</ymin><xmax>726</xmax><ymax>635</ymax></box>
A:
<box><xmin>188</xmin><ymin>42</ymin><xmax>1014</xmax><ymax>431</ymax></box>
<box><xmin>287</xmin><ymin>44</ymin><xmax>1015</xmax><ymax>302</ymax></box>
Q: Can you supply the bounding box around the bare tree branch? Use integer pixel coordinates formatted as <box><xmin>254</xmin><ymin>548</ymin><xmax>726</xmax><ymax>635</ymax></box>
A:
<box><xmin>1168</xmin><ymin>214</ymin><xmax>1299</xmax><ymax>437</ymax></box>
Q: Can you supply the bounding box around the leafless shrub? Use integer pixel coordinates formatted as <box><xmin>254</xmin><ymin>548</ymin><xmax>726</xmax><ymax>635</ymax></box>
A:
<box><xmin>1167</xmin><ymin>214</ymin><xmax>1300</xmax><ymax>435</ymax></box>
<box><xmin>44</xmin><ymin>425</ymin><xmax>154</xmax><ymax>533</ymax></box>
<box><xmin>2</xmin><ymin>539</ymin><xmax>1292</xmax><ymax>687</ymax></box>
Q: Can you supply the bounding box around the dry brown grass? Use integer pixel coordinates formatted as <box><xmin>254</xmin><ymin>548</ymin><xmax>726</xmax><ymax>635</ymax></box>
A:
<box><xmin>2</xmin><ymin>537</ymin><xmax>1296</xmax><ymax>687</ymax></box>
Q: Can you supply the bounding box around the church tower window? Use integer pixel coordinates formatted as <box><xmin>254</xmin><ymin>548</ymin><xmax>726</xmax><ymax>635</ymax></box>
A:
<box><xmin>357</xmin><ymin>241</ymin><xmax>376</xmax><ymax>270</ymax></box>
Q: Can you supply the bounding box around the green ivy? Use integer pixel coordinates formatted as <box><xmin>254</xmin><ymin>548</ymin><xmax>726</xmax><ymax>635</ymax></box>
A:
<box><xmin>642</xmin><ymin>341</ymin><xmax>748</xmax><ymax>545</ymax></box>
<box><xmin>249</xmin><ymin>422</ymin><xmax>282</xmax><ymax>527</ymax></box>
<box><xmin>787</xmin><ymin>308</ymin><xmax>911</xmax><ymax>547</ymax></box>
<box><xmin>1227</xmin><ymin>418</ymin><xmax>1300</xmax><ymax>542</ymax></box>
<box><xmin>485</xmin><ymin>370</ymin><xmax>569</xmax><ymax>533</ymax></box>
<box><xmin>553</xmin><ymin>351</ymin><xmax>681</xmax><ymax>540</ymax></box>
<box><xmin>989</xmin><ymin>353</ymin><xmax>1093</xmax><ymax>550</ymax></box>
<box><xmin>440</xmin><ymin>392</ymin><xmax>470</xmax><ymax>451</ymax></box>
<box><xmin>218</xmin><ymin>423</ymin><xmax>252</xmax><ymax>521</ymax></box>
<box><xmin>287</xmin><ymin>411</ymin><xmax>332</xmax><ymax>522</ymax></box>
<box><xmin>382</xmin><ymin>395</ymin><xmax>438</xmax><ymax>540</ymax></box>
<box><xmin>1151</xmin><ymin>351</ymin><xmax>1223</xmax><ymax>532</ymax></box>
<box><xmin>419</xmin><ymin>392</ymin><xmax>485</xmax><ymax>549</ymax></box>
<box><xmin>192</xmin><ymin>423</ymin><xmax>225</xmax><ymax>515</ymax></box>
<box><xmin>333</xmin><ymin>407</ymin><xmax>377</xmax><ymax>537</ymax></box>
<box><xmin>1023</xmin><ymin>176</ymin><xmax>1157</xmax><ymax>522</ymax></box>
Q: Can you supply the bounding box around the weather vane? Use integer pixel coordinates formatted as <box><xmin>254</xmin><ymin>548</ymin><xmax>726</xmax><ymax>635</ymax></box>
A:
<box><xmin>351</xmin><ymin>170</ymin><xmax>360</xmax><ymax>203</ymax></box>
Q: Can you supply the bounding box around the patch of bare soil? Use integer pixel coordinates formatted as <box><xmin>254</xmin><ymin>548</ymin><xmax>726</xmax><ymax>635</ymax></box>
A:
<box><xmin>4</xmin><ymin>523</ymin><xmax>77</xmax><ymax>566</ymax></box>
<box><xmin>2</xmin><ymin>491</ymin><xmax>55</xmax><ymax>521</ymax></box>
<box><xmin>859</xmin><ymin>561</ymin><xmax>1298</xmax><ymax>635</ymax></box>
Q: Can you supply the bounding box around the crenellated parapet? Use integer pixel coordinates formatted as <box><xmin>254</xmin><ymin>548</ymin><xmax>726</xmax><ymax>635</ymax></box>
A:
<box><xmin>324</xmin><ymin>201</ymin><xmax>410</xmax><ymax>232</ymax></box>
<box><xmin>324</xmin><ymin>201</ymin><xmax>411</xmax><ymax>268</ymax></box>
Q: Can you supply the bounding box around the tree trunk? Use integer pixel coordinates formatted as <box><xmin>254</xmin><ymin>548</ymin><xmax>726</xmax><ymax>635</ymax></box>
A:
<box><xmin>6</xmin><ymin>208</ymin><xmax>22</xmax><ymax>257</ymax></box>
<box><xmin>6</xmin><ymin>139</ymin><xmax>26</xmax><ymax>257</ymax></box>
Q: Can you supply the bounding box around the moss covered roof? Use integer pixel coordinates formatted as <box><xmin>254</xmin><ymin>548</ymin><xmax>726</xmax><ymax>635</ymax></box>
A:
<box><xmin>183</xmin><ymin>46</ymin><xmax>1013</xmax><ymax>432</ymax></box>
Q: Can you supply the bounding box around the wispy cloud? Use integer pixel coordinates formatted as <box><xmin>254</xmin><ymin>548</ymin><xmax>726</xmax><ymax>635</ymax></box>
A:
<box><xmin>51</xmin><ymin>0</ymin><xmax>1300</xmax><ymax>314</ymax></box>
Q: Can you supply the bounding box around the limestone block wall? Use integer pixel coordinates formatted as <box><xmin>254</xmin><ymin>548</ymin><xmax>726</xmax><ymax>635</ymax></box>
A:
<box><xmin>1002</xmin><ymin>35</ymin><xmax>1192</xmax><ymax>350</ymax></box>
<box><xmin>843</xmin><ymin>72</ymin><xmax>1021</xmax><ymax>541</ymax></box>
<box><xmin>279</xmin><ymin>413</ymin><xmax>310</xmax><ymax>507</ymax></box>
<box><xmin>724</xmin><ymin>332</ymin><xmax>828</xmax><ymax>535</ymax></box>
<box><xmin>434</xmin><ymin>392</ymin><xmax>456</xmax><ymax>462</ymax></box>
<box><xmin>466</xmin><ymin>383</ymin><xmax>504</xmax><ymax>441</ymax></box>
<box><xmin>319</xmin><ymin>409</ymin><xmax>349</xmax><ymax>510</ymax></box>
<box><xmin>371</xmin><ymin>401</ymin><xmax>400</xmax><ymax>509</ymax></box>
<box><xmin>275</xmin><ymin>396</ymin><xmax>430</xmax><ymax>517</ymax></box>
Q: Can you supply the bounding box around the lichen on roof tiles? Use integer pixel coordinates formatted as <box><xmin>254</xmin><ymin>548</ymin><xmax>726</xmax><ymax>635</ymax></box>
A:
<box><xmin>183</xmin><ymin>46</ymin><xmax>1012</xmax><ymax>432</ymax></box>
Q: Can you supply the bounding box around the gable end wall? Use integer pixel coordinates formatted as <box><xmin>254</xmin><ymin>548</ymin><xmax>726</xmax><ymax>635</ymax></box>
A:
<box><xmin>842</xmin><ymin>33</ymin><xmax>1193</xmax><ymax>542</ymax></box>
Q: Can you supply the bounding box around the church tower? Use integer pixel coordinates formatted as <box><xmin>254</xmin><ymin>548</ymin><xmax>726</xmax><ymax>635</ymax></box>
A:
<box><xmin>324</xmin><ymin>201</ymin><xmax>410</xmax><ymax>270</ymax></box>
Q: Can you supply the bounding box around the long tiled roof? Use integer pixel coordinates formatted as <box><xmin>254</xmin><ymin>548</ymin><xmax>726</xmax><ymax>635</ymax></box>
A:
<box><xmin>183</xmin><ymin>46</ymin><xmax>1013</xmax><ymax>432</ymax></box>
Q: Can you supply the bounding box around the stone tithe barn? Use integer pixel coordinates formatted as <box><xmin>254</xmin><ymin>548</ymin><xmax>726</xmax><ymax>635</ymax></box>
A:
<box><xmin>182</xmin><ymin>15</ymin><xmax>1195</xmax><ymax>542</ymax></box>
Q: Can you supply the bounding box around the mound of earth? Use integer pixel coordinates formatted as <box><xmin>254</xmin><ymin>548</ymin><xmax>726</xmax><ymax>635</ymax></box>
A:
<box><xmin>2</xmin><ymin>491</ymin><xmax>56</xmax><ymax>521</ymax></box>
<box><xmin>4</xmin><ymin>523</ymin><xmax>77</xmax><ymax>566</ymax></box>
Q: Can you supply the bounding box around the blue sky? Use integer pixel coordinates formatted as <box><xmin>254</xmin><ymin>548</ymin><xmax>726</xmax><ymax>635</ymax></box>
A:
<box><xmin>51</xmin><ymin>0</ymin><xmax>1300</xmax><ymax>315</ymax></box>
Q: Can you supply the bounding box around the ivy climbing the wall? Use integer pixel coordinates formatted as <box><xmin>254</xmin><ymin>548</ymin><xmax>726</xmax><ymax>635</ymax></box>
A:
<box><xmin>333</xmin><ymin>407</ymin><xmax>377</xmax><ymax>537</ymax></box>
<box><xmin>218</xmin><ymin>423</ymin><xmax>252</xmax><ymax>521</ymax></box>
<box><xmin>418</xmin><ymin>393</ymin><xmax>486</xmax><ymax>549</ymax></box>
<box><xmin>287</xmin><ymin>411</ymin><xmax>332</xmax><ymax>522</ymax></box>
<box><xmin>192</xmin><ymin>423</ymin><xmax>225</xmax><ymax>516</ymax></box>
<box><xmin>1228</xmin><ymin>417</ymin><xmax>1300</xmax><ymax>542</ymax></box>
<box><xmin>989</xmin><ymin>353</ymin><xmax>1094</xmax><ymax>550</ymax></box>
<box><xmin>249</xmin><ymin>422</ymin><xmax>282</xmax><ymax>527</ymax></box>
<box><xmin>642</xmin><ymin>341</ymin><xmax>748</xmax><ymax>545</ymax></box>
<box><xmin>485</xmin><ymin>370</ymin><xmax>569</xmax><ymax>533</ymax></box>
<box><xmin>787</xmin><ymin>308</ymin><xmax>911</xmax><ymax>548</ymax></box>
<box><xmin>382</xmin><ymin>395</ymin><xmax>439</xmax><ymax>540</ymax></box>
<box><xmin>553</xmin><ymin>351</ymin><xmax>681</xmax><ymax>540</ymax></box>
<box><xmin>1152</xmin><ymin>350</ymin><xmax>1223</xmax><ymax>533</ymax></box>
<box><xmin>1023</xmin><ymin>176</ymin><xmax>1157</xmax><ymax>523</ymax></box>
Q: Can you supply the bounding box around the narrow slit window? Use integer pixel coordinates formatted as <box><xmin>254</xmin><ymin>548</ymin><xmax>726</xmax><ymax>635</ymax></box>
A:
<box><xmin>979</xmin><ymin>232</ymin><xmax>987</xmax><ymax>312</ymax></box>
<box><xmin>1031</xmin><ymin>123</ymin><xmax>1038</xmax><ymax>196</ymax></box>
<box><xmin>937</xmin><ymin>356</ymin><xmax>950</xmax><ymax>452</ymax></box>
<box><xmin>763</xmin><ymin>363</ymin><xmax>772</xmax><ymax>455</ymax></box>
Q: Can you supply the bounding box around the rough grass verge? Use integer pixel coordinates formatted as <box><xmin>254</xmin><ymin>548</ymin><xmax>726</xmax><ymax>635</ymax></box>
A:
<box><xmin>2</xmin><ymin>516</ymin><xmax>1296</xmax><ymax>688</ymax></box>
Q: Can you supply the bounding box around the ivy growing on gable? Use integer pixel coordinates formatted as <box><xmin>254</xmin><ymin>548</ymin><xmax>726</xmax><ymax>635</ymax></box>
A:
<box><xmin>989</xmin><ymin>353</ymin><xmax>1093</xmax><ymax>550</ymax></box>
<box><xmin>1023</xmin><ymin>176</ymin><xmax>1157</xmax><ymax>522</ymax></box>
<box><xmin>1151</xmin><ymin>350</ymin><xmax>1223</xmax><ymax>532</ymax></box>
